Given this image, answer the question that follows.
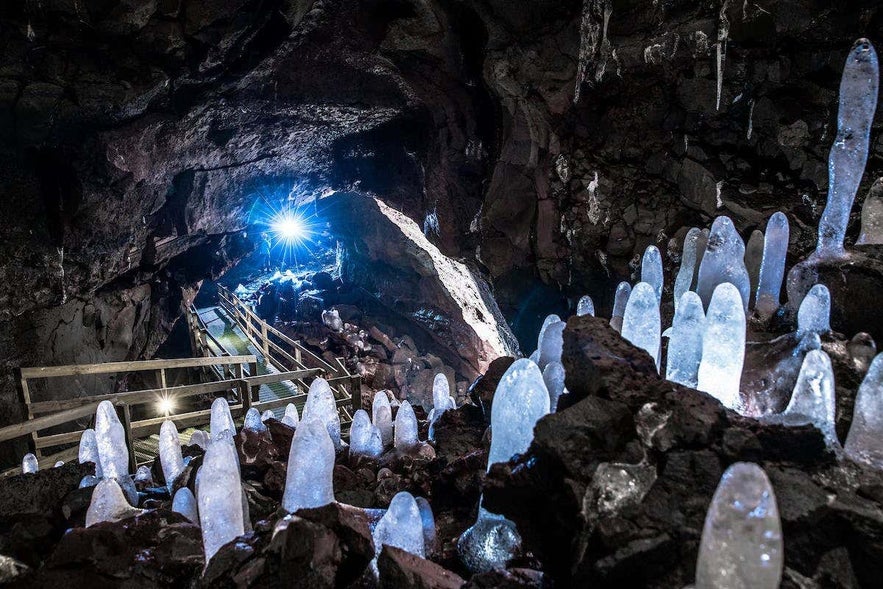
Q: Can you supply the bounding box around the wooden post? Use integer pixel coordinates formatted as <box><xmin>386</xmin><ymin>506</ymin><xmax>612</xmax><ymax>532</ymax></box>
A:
<box><xmin>18</xmin><ymin>376</ymin><xmax>39</xmax><ymax>457</ymax></box>
<box><xmin>351</xmin><ymin>375</ymin><xmax>362</xmax><ymax>412</ymax></box>
<box><xmin>240</xmin><ymin>380</ymin><xmax>251</xmax><ymax>413</ymax></box>
<box><xmin>249</xmin><ymin>361</ymin><xmax>259</xmax><ymax>403</ymax></box>
<box><xmin>158</xmin><ymin>369</ymin><xmax>167</xmax><ymax>389</ymax></box>
<box><xmin>261</xmin><ymin>321</ymin><xmax>269</xmax><ymax>357</ymax></box>
<box><xmin>120</xmin><ymin>404</ymin><xmax>137</xmax><ymax>472</ymax></box>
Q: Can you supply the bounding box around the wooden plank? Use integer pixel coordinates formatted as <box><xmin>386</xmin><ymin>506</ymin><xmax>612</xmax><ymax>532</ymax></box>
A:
<box><xmin>0</xmin><ymin>403</ymin><xmax>100</xmax><ymax>443</ymax></box>
<box><xmin>129</xmin><ymin>404</ymin><xmax>245</xmax><ymax>437</ymax></box>
<box><xmin>252</xmin><ymin>396</ymin><xmax>308</xmax><ymax>412</ymax></box>
<box><xmin>20</xmin><ymin>355</ymin><xmax>257</xmax><ymax>379</ymax></box>
<box><xmin>245</xmin><ymin>369</ymin><xmax>321</xmax><ymax>387</ymax></box>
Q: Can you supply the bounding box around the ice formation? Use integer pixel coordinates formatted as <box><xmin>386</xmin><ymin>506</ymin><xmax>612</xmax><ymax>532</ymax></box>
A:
<box><xmin>350</xmin><ymin>409</ymin><xmax>383</xmax><ymax>458</ymax></box>
<box><xmin>845</xmin><ymin>353</ymin><xmax>883</xmax><ymax>468</ymax></box>
<box><xmin>536</xmin><ymin>314</ymin><xmax>561</xmax><ymax>353</ymax></box>
<box><xmin>537</xmin><ymin>319</ymin><xmax>565</xmax><ymax>370</ymax></box>
<box><xmin>621</xmin><ymin>282</ymin><xmax>661</xmax><ymax>369</ymax></box>
<box><xmin>209</xmin><ymin>397</ymin><xmax>236</xmax><ymax>441</ymax></box>
<box><xmin>610</xmin><ymin>281</ymin><xmax>631</xmax><ymax>332</ymax></box>
<box><xmin>394</xmin><ymin>401</ymin><xmax>419</xmax><ymax>451</ymax></box>
<box><xmin>281</xmin><ymin>403</ymin><xmax>299</xmax><ymax>428</ymax></box>
<box><xmin>21</xmin><ymin>453</ymin><xmax>38</xmax><ymax>474</ymax></box>
<box><xmin>695</xmin><ymin>462</ymin><xmax>782</xmax><ymax>589</ymax></box>
<box><xmin>428</xmin><ymin>374</ymin><xmax>456</xmax><ymax>440</ymax></box>
<box><xmin>95</xmin><ymin>400</ymin><xmax>137</xmax><ymax>504</ymax></box>
<box><xmin>322</xmin><ymin>308</ymin><xmax>344</xmax><ymax>332</ymax></box>
<box><xmin>641</xmin><ymin>245</ymin><xmax>664</xmax><ymax>304</ymax></box>
<box><xmin>189</xmin><ymin>430</ymin><xmax>208</xmax><ymax>449</ymax></box>
<box><xmin>242</xmin><ymin>407</ymin><xmax>268</xmax><ymax>433</ymax></box>
<box><xmin>857</xmin><ymin>178</ymin><xmax>883</xmax><ymax>245</ymax></box>
<box><xmin>696</xmin><ymin>216</ymin><xmax>750</xmax><ymax>312</ymax></box>
<box><xmin>697</xmin><ymin>283</ymin><xmax>746</xmax><ymax>410</ymax></box>
<box><xmin>779</xmin><ymin>350</ymin><xmax>837</xmax><ymax>445</ymax></box>
<box><xmin>815</xmin><ymin>39</ymin><xmax>879</xmax><ymax>259</ymax></box>
<box><xmin>78</xmin><ymin>428</ymin><xmax>103</xmax><ymax>478</ymax></box>
<box><xmin>86</xmin><ymin>479</ymin><xmax>142</xmax><ymax>527</ymax></box>
<box><xmin>134</xmin><ymin>465</ymin><xmax>153</xmax><ymax>485</ymax></box>
<box><xmin>159</xmin><ymin>420</ymin><xmax>184</xmax><ymax>490</ymax></box>
<box><xmin>172</xmin><ymin>487</ymin><xmax>199</xmax><ymax>524</ymax></box>
<box><xmin>372</xmin><ymin>491</ymin><xmax>425</xmax><ymax>559</ymax></box>
<box><xmin>674</xmin><ymin>228</ymin><xmax>702</xmax><ymax>310</ymax></box>
<box><xmin>745</xmin><ymin>229</ymin><xmax>764</xmax><ymax>307</ymax></box>
<box><xmin>198</xmin><ymin>437</ymin><xmax>245</xmax><ymax>562</ymax></box>
<box><xmin>372</xmin><ymin>392</ymin><xmax>394</xmax><ymax>448</ymax></box>
<box><xmin>302</xmin><ymin>378</ymin><xmax>341</xmax><ymax>450</ymax></box>
<box><xmin>282</xmin><ymin>419</ymin><xmax>335</xmax><ymax>513</ymax></box>
<box><xmin>666</xmin><ymin>291</ymin><xmax>706</xmax><ymax>388</ymax></box>
<box><xmin>458</xmin><ymin>359</ymin><xmax>550</xmax><ymax>573</ymax></box>
<box><xmin>755</xmin><ymin>212</ymin><xmax>789</xmax><ymax>318</ymax></box>
<box><xmin>796</xmin><ymin>284</ymin><xmax>831</xmax><ymax>339</ymax></box>
<box><xmin>261</xmin><ymin>409</ymin><xmax>274</xmax><ymax>422</ymax></box>
<box><xmin>415</xmin><ymin>496</ymin><xmax>437</xmax><ymax>554</ymax></box>
<box><xmin>542</xmin><ymin>361</ymin><xmax>567</xmax><ymax>412</ymax></box>
<box><xmin>576</xmin><ymin>295</ymin><xmax>595</xmax><ymax>317</ymax></box>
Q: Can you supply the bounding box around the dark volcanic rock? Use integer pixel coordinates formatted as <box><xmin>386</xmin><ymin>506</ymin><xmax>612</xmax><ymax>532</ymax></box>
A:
<box><xmin>377</xmin><ymin>544</ymin><xmax>465</xmax><ymax>589</ymax></box>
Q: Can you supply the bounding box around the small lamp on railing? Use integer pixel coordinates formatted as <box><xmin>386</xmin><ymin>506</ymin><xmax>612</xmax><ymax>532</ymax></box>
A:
<box><xmin>157</xmin><ymin>395</ymin><xmax>175</xmax><ymax>416</ymax></box>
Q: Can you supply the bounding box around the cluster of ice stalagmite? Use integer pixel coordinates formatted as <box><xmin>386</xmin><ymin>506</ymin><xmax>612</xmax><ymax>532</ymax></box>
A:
<box><xmin>696</xmin><ymin>215</ymin><xmax>751</xmax><ymax>312</ymax></box>
<box><xmin>78</xmin><ymin>428</ymin><xmax>103</xmax><ymax>478</ymax></box>
<box><xmin>394</xmin><ymin>401</ymin><xmax>420</xmax><ymax>452</ymax></box>
<box><xmin>695</xmin><ymin>462</ymin><xmax>782</xmax><ymax>588</ymax></box>
<box><xmin>697</xmin><ymin>283</ymin><xmax>746</xmax><ymax>410</ymax></box>
<box><xmin>621</xmin><ymin>282</ymin><xmax>661</xmax><ymax>369</ymax></box>
<box><xmin>845</xmin><ymin>354</ymin><xmax>883</xmax><ymax>467</ymax></box>
<box><xmin>372</xmin><ymin>392</ymin><xmax>394</xmax><ymax>448</ymax></box>
<box><xmin>210</xmin><ymin>397</ymin><xmax>236</xmax><ymax>441</ymax></box>
<box><xmin>458</xmin><ymin>359</ymin><xmax>550</xmax><ymax>573</ymax></box>
<box><xmin>350</xmin><ymin>410</ymin><xmax>383</xmax><ymax>458</ymax></box>
<box><xmin>198</xmin><ymin>434</ymin><xmax>244</xmax><ymax>561</ymax></box>
<box><xmin>815</xmin><ymin>39</ymin><xmax>879</xmax><ymax>260</ymax></box>
<box><xmin>86</xmin><ymin>479</ymin><xmax>143</xmax><ymax>527</ymax></box>
<box><xmin>576</xmin><ymin>295</ymin><xmax>595</xmax><ymax>317</ymax></box>
<box><xmin>776</xmin><ymin>350</ymin><xmax>838</xmax><ymax>446</ymax></box>
<box><xmin>282</xmin><ymin>419</ymin><xmax>335</xmax><ymax>513</ymax></box>
<box><xmin>302</xmin><ymin>378</ymin><xmax>342</xmax><ymax>451</ymax></box>
<box><xmin>159</xmin><ymin>420</ymin><xmax>185</xmax><ymax>490</ymax></box>
<box><xmin>281</xmin><ymin>403</ymin><xmax>299</xmax><ymax>428</ymax></box>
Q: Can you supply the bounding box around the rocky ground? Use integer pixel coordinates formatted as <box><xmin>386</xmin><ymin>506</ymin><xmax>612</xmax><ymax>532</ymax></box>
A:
<box><xmin>2</xmin><ymin>315</ymin><xmax>882</xmax><ymax>587</ymax></box>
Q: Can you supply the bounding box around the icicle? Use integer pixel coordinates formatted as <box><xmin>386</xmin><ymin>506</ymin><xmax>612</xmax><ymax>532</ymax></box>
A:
<box><xmin>641</xmin><ymin>245</ymin><xmax>664</xmax><ymax>304</ymax></box>
<box><xmin>610</xmin><ymin>281</ymin><xmax>631</xmax><ymax>332</ymax></box>
<box><xmin>302</xmin><ymin>378</ymin><xmax>341</xmax><ymax>450</ymax></box>
<box><xmin>78</xmin><ymin>428</ymin><xmax>103</xmax><ymax>478</ymax></box>
<box><xmin>198</xmin><ymin>438</ymin><xmax>244</xmax><ymax>562</ymax></box>
<box><xmin>715</xmin><ymin>0</ymin><xmax>730</xmax><ymax>111</ymax></box>
<box><xmin>159</xmin><ymin>420</ymin><xmax>184</xmax><ymax>490</ymax></box>
<box><xmin>373</xmin><ymin>392</ymin><xmax>394</xmax><ymax>448</ymax></box>
<box><xmin>815</xmin><ymin>39</ymin><xmax>879</xmax><ymax>259</ymax></box>
<box><xmin>282</xmin><ymin>419</ymin><xmax>335</xmax><ymax>513</ymax></box>
<box><xmin>394</xmin><ymin>401</ymin><xmax>419</xmax><ymax>452</ymax></box>
<box><xmin>697</xmin><ymin>283</ymin><xmax>746</xmax><ymax>411</ymax></box>
<box><xmin>695</xmin><ymin>462</ymin><xmax>782</xmax><ymax>588</ymax></box>
<box><xmin>172</xmin><ymin>487</ymin><xmax>199</xmax><ymax>524</ymax></box>
<box><xmin>674</xmin><ymin>228</ymin><xmax>702</xmax><ymax>310</ymax></box>
<box><xmin>796</xmin><ymin>284</ymin><xmax>831</xmax><ymax>339</ymax></box>
<box><xmin>416</xmin><ymin>496</ymin><xmax>437</xmax><ymax>555</ymax></box>
<box><xmin>281</xmin><ymin>403</ymin><xmax>299</xmax><ymax>428</ymax></box>
<box><xmin>666</xmin><ymin>291</ymin><xmax>706</xmax><ymax>388</ymax></box>
<box><xmin>21</xmin><ymin>453</ymin><xmax>38</xmax><ymax>474</ymax></box>
<box><xmin>189</xmin><ymin>430</ymin><xmax>208</xmax><ymax>449</ymax></box>
<box><xmin>696</xmin><ymin>216</ymin><xmax>750</xmax><ymax>312</ymax></box>
<box><xmin>576</xmin><ymin>295</ymin><xmax>595</xmax><ymax>316</ymax></box>
<box><xmin>744</xmin><ymin>229</ymin><xmax>764</xmax><ymax>308</ymax></box>
<box><xmin>543</xmin><ymin>361</ymin><xmax>567</xmax><ymax>412</ymax></box>
<box><xmin>755</xmin><ymin>212</ymin><xmax>789</xmax><ymax>319</ymax></box>
<box><xmin>86</xmin><ymin>479</ymin><xmax>142</xmax><ymax>527</ymax></box>
<box><xmin>845</xmin><ymin>353</ymin><xmax>883</xmax><ymax>468</ymax></box>
<box><xmin>621</xmin><ymin>282</ymin><xmax>661</xmax><ymax>370</ymax></box>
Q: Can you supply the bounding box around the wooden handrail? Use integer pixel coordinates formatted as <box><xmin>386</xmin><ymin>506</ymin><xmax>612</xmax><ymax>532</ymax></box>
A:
<box><xmin>20</xmin><ymin>355</ymin><xmax>256</xmax><ymax>379</ymax></box>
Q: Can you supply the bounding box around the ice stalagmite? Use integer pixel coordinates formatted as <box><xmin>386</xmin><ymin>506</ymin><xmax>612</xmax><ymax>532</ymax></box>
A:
<box><xmin>242</xmin><ymin>408</ymin><xmax>267</xmax><ymax>433</ymax></box>
<box><xmin>537</xmin><ymin>320</ymin><xmax>565</xmax><ymax>370</ymax></box>
<box><xmin>282</xmin><ymin>419</ymin><xmax>335</xmax><ymax>513</ymax></box>
<box><xmin>697</xmin><ymin>283</ymin><xmax>746</xmax><ymax>411</ymax></box>
<box><xmin>95</xmin><ymin>400</ymin><xmax>137</xmax><ymax>505</ymax></box>
<box><xmin>78</xmin><ymin>429</ymin><xmax>103</xmax><ymax>478</ymax></box>
<box><xmin>302</xmin><ymin>378</ymin><xmax>341</xmax><ymax>450</ymax></box>
<box><xmin>373</xmin><ymin>392</ymin><xmax>393</xmax><ymax>448</ymax></box>
<box><xmin>610</xmin><ymin>281</ymin><xmax>631</xmax><ymax>332</ymax></box>
<box><xmin>696</xmin><ymin>216</ymin><xmax>750</xmax><ymax>312</ymax></box>
<box><xmin>674</xmin><ymin>228</ymin><xmax>702</xmax><ymax>310</ymax></box>
<box><xmin>428</xmin><ymin>373</ymin><xmax>456</xmax><ymax>440</ymax></box>
<box><xmin>134</xmin><ymin>465</ymin><xmax>153</xmax><ymax>485</ymax></box>
<box><xmin>536</xmin><ymin>314</ymin><xmax>561</xmax><ymax>353</ymax></box>
<box><xmin>666</xmin><ymin>291</ymin><xmax>706</xmax><ymax>388</ymax></box>
<box><xmin>797</xmin><ymin>284</ymin><xmax>831</xmax><ymax>339</ymax></box>
<box><xmin>745</xmin><ymin>229</ymin><xmax>764</xmax><ymax>307</ymax></box>
<box><xmin>845</xmin><ymin>353</ymin><xmax>883</xmax><ymax>468</ymax></box>
<box><xmin>172</xmin><ymin>487</ymin><xmax>199</xmax><ymax>524</ymax></box>
<box><xmin>159</xmin><ymin>420</ymin><xmax>184</xmax><ymax>490</ymax></box>
<box><xmin>21</xmin><ymin>453</ymin><xmax>38</xmax><ymax>474</ymax></box>
<box><xmin>281</xmin><ymin>403</ymin><xmax>299</xmax><ymax>428</ymax></box>
<box><xmin>86</xmin><ymin>479</ymin><xmax>142</xmax><ymax>527</ymax></box>
<box><xmin>350</xmin><ymin>410</ymin><xmax>383</xmax><ymax>458</ymax></box>
<box><xmin>415</xmin><ymin>496</ymin><xmax>437</xmax><ymax>555</ymax></box>
<box><xmin>641</xmin><ymin>245</ymin><xmax>664</xmax><ymax>304</ymax></box>
<box><xmin>394</xmin><ymin>401</ymin><xmax>419</xmax><ymax>451</ymax></box>
<box><xmin>210</xmin><ymin>398</ymin><xmax>236</xmax><ymax>441</ymax></box>
<box><xmin>779</xmin><ymin>350</ymin><xmax>837</xmax><ymax>445</ymax></box>
<box><xmin>815</xmin><ymin>39</ymin><xmax>880</xmax><ymax>259</ymax></box>
<box><xmin>198</xmin><ymin>438</ymin><xmax>244</xmax><ymax>562</ymax></box>
<box><xmin>755</xmin><ymin>212</ymin><xmax>789</xmax><ymax>319</ymax></box>
<box><xmin>695</xmin><ymin>462</ymin><xmax>782</xmax><ymax>588</ymax></box>
<box><xmin>189</xmin><ymin>430</ymin><xmax>208</xmax><ymax>449</ymax></box>
<box><xmin>621</xmin><ymin>282</ymin><xmax>661</xmax><ymax>370</ymax></box>
<box><xmin>576</xmin><ymin>295</ymin><xmax>595</xmax><ymax>317</ymax></box>
<box><xmin>857</xmin><ymin>178</ymin><xmax>883</xmax><ymax>245</ymax></box>
<box><xmin>373</xmin><ymin>491</ymin><xmax>425</xmax><ymax>559</ymax></box>
<box><xmin>261</xmin><ymin>409</ymin><xmax>275</xmax><ymax>422</ymax></box>
<box><xmin>458</xmin><ymin>359</ymin><xmax>550</xmax><ymax>573</ymax></box>
<box><xmin>543</xmin><ymin>361</ymin><xmax>567</xmax><ymax>412</ymax></box>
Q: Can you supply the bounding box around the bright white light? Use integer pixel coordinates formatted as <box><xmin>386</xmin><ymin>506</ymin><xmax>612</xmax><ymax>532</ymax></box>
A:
<box><xmin>271</xmin><ymin>212</ymin><xmax>307</xmax><ymax>243</ymax></box>
<box><xmin>157</xmin><ymin>396</ymin><xmax>175</xmax><ymax>415</ymax></box>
